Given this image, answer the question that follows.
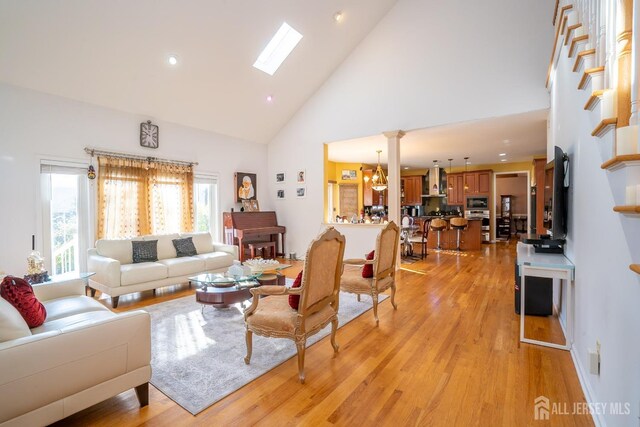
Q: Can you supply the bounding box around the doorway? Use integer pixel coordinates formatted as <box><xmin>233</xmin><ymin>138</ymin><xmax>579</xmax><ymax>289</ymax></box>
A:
<box><xmin>339</xmin><ymin>184</ymin><xmax>358</xmax><ymax>220</ymax></box>
<box><xmin>493</xmin><ymin>171</ymin><xmax>530</xmax><ymax>241</ymax></box>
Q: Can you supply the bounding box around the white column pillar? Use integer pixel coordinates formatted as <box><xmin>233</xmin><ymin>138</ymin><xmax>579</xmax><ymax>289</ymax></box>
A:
<box><xmin>630</xmin><ymin>0</ymin><xmax>640</xmax><ymax>124</ymax></box>
<box><xmin>383</xmin><ymin>130</ymin><xmax>405</xmax><ymax>228</ymax></box>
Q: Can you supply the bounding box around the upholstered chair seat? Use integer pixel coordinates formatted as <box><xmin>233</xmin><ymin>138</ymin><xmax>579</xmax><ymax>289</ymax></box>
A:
<box><xmin>245</xmin><ymin>290</ymin><xmax>337</xmax><ymax>336</ymax></box>
<box><xmin>340</xmin><ymin>266</ymin><xmax>393</xmax><ymax>293</ymax></box>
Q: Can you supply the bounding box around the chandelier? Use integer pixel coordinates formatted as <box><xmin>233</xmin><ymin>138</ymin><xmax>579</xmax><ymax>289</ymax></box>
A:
<box><xmin>371</xmin><ymin>150</ymin><xmax>388</xmax><ymax>192</ymax></box>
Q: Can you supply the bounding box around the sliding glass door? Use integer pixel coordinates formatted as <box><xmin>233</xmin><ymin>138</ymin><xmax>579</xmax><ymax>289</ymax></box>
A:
<box><xmin>41</xmin><ymin>162</ymin><xmax>90</xmax><ymax>275</ymax></box>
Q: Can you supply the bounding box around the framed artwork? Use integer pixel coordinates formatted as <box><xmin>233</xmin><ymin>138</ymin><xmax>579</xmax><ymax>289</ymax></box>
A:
<box><xmin>242</xmin><ymin>199</ymin><xmax>260</xmax><ymax>211</ymax></box>
<box><xmin>341</xmin><ymin>169</ymin><xmax>356</xmax><ymax>180</ymax></box>
<box><xmin>277</xmin><ymin>189</ymin><xmax>285</xmax><ymax>199</ymax></box>
<box><xmin>296</xmin><ymin>186</ymin><xmax>306</xmax><ymax>198</ymax></box>
<box><xmin>235</xmin><ymin>172</ymin><xmax>257</xmax><ymax>202</ymax></box>
<box><xmin>276</xmin><ymin>172</ymin><xmax>286</xmax><ymax>183</ymax></box>
<box><xmin>296</xmin><ymin>169</ymin><xmax>306</xmax><ymax>184</ymax></box>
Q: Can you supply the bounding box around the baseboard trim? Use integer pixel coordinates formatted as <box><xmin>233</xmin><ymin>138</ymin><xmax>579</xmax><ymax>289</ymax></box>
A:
<box><xmin>570</xmin><ymin>346</ymin><xmax>603</xmax><ymax>426</ymax></box>
<box><xmin>555</xmin><ymin>298</ymin><xmax>602</xmax><ymax>425</ymax></box>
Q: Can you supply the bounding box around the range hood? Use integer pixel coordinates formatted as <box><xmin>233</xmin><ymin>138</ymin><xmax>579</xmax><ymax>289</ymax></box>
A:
<box><xmin>423</xmin><ymin>166</ymin><xmax>447</xmax><ymax>197</ymax></box>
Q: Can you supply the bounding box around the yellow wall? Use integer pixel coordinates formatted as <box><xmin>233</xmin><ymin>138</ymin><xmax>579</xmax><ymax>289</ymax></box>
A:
<box><xmin>324</xmin><ymin>154</ymin><xmax>367</xmax><ymax>219</ymax></box>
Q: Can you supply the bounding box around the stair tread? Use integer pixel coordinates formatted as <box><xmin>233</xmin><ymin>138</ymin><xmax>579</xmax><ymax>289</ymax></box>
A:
<box><xmin>613</xmin><ymin>205</ymin><xmax>640</xmax><ymax>214</ymax></box>
<box><xmin>601</xmin><ymin>154</ymin><xmax>640</xmax><ymax>169</ymax></box>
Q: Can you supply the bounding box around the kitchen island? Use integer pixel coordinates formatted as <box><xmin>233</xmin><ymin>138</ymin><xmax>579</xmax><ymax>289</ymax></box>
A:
<box><xmin>411</xmin><ymin>217</ymin><xmax>483</xmax><ymax>251</ymax></box>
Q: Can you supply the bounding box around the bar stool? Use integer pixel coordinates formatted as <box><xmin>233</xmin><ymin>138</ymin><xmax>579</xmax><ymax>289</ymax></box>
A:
<box><xmin>450</xmin><ymin>217</ymin><xmax>468</xmax><ymax>251</ymax></box>
<box><xmin>430</xmin><ymin>218</ymin><xmax>447</xmax><ymax>251</ymax></box>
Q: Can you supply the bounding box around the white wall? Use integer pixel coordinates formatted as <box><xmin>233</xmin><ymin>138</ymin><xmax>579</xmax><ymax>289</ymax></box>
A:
<box><xmin>549</xmin><ymin>26</ymin><xmax>640</xmax><ymax>427</ymax></box>
<box><xmin>267</xmin><ymin>0</ymin><xmax>554</xmax><ymax>255</ymax></box>
<box><xmin>0</xmin><ymin>83</ymin><xmax>268</xmax><ymax>275</ymax></box>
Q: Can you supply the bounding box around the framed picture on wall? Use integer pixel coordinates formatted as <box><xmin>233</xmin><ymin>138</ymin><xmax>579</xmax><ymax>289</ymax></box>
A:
<box><xmin>341</xmin><ymin>170</ymin><xmax>356</xmax><ymax>180</ymax></box>
<box><xmin>296</xmin><ymin>187</ymin><xmax>306</xmax><ymax>198</ymax></box>
<box><xmin>277</xmin><ymin>189</ymin><xmax>285</xmax><ymax>199</ymax></box>
<box><xmin>236</xmin><ymin>172</ymin><xmax>257</xmax><ymax>202</ymax></box>
<box><xmin>296</xmin><ymin>169</ymin><xmax>306</xmax><ymax>184</ymax></box>
<box><xmin>276</xmin><ymin>172</ymin><xmax>285</xmax><ymax>183</ymax></box>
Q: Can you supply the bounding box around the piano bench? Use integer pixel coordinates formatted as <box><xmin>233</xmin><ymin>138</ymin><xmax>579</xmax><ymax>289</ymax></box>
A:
<box><xmin>248</xmin><ymin>241</ymin><xmax>277</xmax><ymax>259</ymax></box>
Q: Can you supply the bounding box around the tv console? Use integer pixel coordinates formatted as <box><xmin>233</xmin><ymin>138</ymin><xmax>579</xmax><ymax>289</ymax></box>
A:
<box><xmin>520</xmin><ymin>234</ymin><xmax>565</xmax><ymax>254</ymax></box>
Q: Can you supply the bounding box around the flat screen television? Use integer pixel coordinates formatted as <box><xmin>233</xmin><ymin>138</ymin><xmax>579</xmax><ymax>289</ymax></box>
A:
<box><xmin>542</xmin><ymin>146</ymin><xmax>569</xmax><ymax>240</ymax></box>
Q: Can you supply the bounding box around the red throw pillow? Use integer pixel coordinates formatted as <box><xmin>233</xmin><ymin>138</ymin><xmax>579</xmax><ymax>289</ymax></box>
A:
<box><xmin>362</xmin><ymin>250</ymin><xmax>375</xmax><ymax>278</ymax></box>
<box><xmin>288</xmin><ymin>271</ymin><xmax>303</xmax><ymax>310</ymax></box>
<box><xmin>1</xmin><ymin>276</ymin><xmax>47</xmax><ymax>328</ymax></box>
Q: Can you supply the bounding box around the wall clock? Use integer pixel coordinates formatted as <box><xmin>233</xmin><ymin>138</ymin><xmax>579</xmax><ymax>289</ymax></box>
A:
<box><xmin>140</xmin><ymin>120</ymin><xmax>159</xmax><ymax>149</ymax></box>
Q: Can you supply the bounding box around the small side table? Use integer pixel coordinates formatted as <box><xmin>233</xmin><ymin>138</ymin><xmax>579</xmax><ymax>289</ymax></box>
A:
<box><xmin>39</xmin><ymin>272</ymin><xmax>96</xmax><ymax>296</ymax></box>
<box><xmin>517</xmin><ymin>243</ymin><xmax>575</xmax><ymax>351</ymax></box>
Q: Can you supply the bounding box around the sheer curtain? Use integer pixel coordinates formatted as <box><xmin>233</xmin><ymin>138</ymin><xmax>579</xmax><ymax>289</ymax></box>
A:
<box><xmin>97</xmin><ymin>156</ymin><xmax>194</xmax><ymax>239</ymax></box>
<box><xmin>148</xmin><ymin>162</ymin><xmax>194</xmax><ymax>235</ymax></box>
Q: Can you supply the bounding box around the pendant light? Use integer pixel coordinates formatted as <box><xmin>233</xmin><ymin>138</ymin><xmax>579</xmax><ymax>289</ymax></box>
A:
<box><xmin>447</xmin><ymin>158</ymin><xmax>453</xmax><ymax>190</ymax></box>
<box><xmin>371</xmin><ymin>150</ymin><xmax>388</xmax><ymax>192</ymax></box>
<box><xmin>464</xmin><ymin>157</ymin><xmax>470</xmax><ymax>190</ymax></box>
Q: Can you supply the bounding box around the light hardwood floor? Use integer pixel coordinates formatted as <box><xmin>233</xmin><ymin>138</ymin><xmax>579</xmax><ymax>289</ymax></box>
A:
<box><xmin>52</xmin><ymin>241</ymin><xmax>593</xmax><ymax>426</ymax></box>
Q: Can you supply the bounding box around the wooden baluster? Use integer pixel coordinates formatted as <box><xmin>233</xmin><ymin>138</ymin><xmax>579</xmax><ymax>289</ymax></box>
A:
<box><xmin>630</xmin><ymin>0</ymin><xmax>640</xmax><ymax>124</ymax></box>
<box><xmin>616</xmin><ymin>0</ymin><xmax>633</xmax><ymax>128</ymax></box>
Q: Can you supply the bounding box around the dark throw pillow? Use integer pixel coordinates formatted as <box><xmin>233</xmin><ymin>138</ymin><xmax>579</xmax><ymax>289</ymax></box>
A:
<box><xmin>288</xmin><ymin>270</ymin><xmax>303</xmax><ymax>310</ymax></box>
<box><xmin>1</xmin><ymin>276</ymin><xmax>47</xmax><ymax>328</ymax></box>
<box><xmin>132</xmin><ymin>240</ymin><xmax>158</xmax><ymax>263</ymax></box>
<box><xmin>362</xmin><ymin>250</ymin><xmax>375</xmax><ymax>278</ymax></box>
<box><xmin>172</xmin><ymin>237</ymin><xmax>198</xmax><ymax>257</ymax></box>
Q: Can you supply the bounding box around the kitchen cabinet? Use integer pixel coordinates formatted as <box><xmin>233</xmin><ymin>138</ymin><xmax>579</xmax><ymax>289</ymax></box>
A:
<box><xmin>478</xmin><ymin>171</ymin><xmax>491</xmax><ymax>193</ymax></box>
<box><xmin>464</xmin><ymin>170</ymin><xmax>492</xmax><ymax>195</ymax></box>
<box><xmin>447</xmin><ymin>173</ymin><xmax>465</xmax><ymax>206</ymax></box>
<box><xmin>401</xmin><ymin>176</ymin><xmax>423</xmax><ymax>206</ymax></box>
<box><xmin>363</xmin><ymin>170</ymin><xmax>373</xmax><ymax>206</ymax></box>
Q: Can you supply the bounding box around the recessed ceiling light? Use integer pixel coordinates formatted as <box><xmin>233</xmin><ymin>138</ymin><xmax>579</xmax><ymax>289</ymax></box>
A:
<box><xmin>266</xmin><ymin>95</ymin><xmax>273</xmax><ymax>103</ymax></box>
<box><xmin>499</xmin><ymin>153</ymin><xmax>506</xmax><ymax>156</ymax></box>
<box><xmin>253</xmin><ymin>22</ymin><xmax>303</xmax><ymax>76</ymax></box>
<box><xmin>334</xmin><ymin>12</ymin><xmax>343</xmax><ymax>22</ymax></box>
<box><xmin>503</xmin><ymin>139</ymin><xmax>510</xmax><ymax>144</ymax></box>
<box><xmin>168</xmin><ymin>55</ymin><xmax>178</xmax><ymax>66</ymax></box>
<box><xmin>403</xmin><ymin>166</ymin><xmax>409</xmax><ymax>170</ymax></box>
<box><xmin>501</xmin><ymin>159</ymin><xmax>507</xmax><ymax>162</ymax></box>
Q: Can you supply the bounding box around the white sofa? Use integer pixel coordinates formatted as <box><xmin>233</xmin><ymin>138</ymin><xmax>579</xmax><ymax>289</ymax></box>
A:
<box><xmin>88</xmin><ymin>232</ymin><xmax>238</xmax><ymax>307</ymax></box>
<box><xmin>0</xmin><ymin>278</ymin><xmax>150</xmax><ymax>427</ymax></box>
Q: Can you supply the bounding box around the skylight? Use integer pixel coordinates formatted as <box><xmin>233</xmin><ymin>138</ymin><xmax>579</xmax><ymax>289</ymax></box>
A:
<box><xmin>253</xmin><ymin>22</ymin><xmax>303</xmax><ymax>76</ymax></box>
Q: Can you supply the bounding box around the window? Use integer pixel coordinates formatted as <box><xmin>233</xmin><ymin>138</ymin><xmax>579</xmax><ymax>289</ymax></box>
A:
<box><xmin>253</xmin><ymin>22</ymin><xmax>303</xmax><ymax>75</ymax></box>
<box><xmin>40</xmin><ymin>162</ymin><xmax>90</xmax><ymax>275</ymax></box>
<box><xmin>97</xmin><ymin>157</ymin><xmax>194</xmax><ymax>238</ymax></box>
<box><xmin>194</xmin><ymin>175</ymin><xmax>219</xmax><ymax>240</ymax></box>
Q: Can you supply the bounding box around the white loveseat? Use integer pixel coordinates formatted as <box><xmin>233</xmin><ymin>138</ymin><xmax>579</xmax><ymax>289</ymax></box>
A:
<box><xmin>88</xmin><ymin>232</ymin><xmax>238</xmax><ymax>307</ymax></box>
<box><xmin>0</xmin><ymin>278</ymin><xmax>150</xmax><ymax>426</ymax></box>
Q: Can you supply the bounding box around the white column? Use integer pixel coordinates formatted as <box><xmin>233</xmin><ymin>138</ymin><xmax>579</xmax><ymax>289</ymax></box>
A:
<box><xmin>383</xmin><ymin>130</ymin><xmax>405</xmax><ymax>228</ymax></box>
<box><xmin>630</xmin><ymin>0</ymin><xmax>640</xmax><ymax>124</ymax></box>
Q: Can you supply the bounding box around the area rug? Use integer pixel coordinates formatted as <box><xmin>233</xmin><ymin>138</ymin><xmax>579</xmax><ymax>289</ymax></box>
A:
<box><xmin>145</xmin><ymin>285</ymin><xmax>388</xmax><ymax>415</ymax></box>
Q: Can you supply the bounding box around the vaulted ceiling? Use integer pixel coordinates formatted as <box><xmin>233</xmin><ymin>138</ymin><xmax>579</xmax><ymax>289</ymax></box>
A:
<box><xmin>0</xmin><ymin>0</ymin><xmax>397</xmax><ymax>144</ymax></box>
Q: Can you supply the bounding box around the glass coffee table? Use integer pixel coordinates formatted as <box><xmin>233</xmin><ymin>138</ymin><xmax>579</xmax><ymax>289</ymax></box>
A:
<box><xmin>189</xmin><ymin>273</ymin><xmax>261</xmax><ymax>310</ymax></box>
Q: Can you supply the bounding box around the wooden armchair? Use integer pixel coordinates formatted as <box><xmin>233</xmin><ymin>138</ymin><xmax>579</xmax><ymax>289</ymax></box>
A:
<box><xmin>340</xmin><ymin>221</ymin><xmax>399</xmax><ymax>325</ymax></box>
<box><xmin>243</xmin><ymin>227</ymin><xmax>346</xmax><ymax>383</ymax></box>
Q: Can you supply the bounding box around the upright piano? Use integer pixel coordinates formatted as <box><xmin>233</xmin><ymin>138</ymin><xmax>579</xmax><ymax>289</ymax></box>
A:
<box><xmin>222</xmin><ymin>211</ymin><xmax>286</xmax><ymax>261</ymax></box>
